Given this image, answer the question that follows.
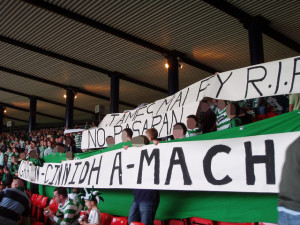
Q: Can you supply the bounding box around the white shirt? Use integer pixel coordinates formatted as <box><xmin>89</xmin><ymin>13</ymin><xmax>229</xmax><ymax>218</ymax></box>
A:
<box><xmin>88</xmin><ymin>208</ymin><xmax>101</xmax><ymax>225</ymax></box>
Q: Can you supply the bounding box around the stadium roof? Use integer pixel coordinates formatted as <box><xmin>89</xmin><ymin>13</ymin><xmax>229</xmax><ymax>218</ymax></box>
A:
<box><xmin>0</xmin><ymin>0</ymin><xmax>299</xmax><ymax>129</ymax></box>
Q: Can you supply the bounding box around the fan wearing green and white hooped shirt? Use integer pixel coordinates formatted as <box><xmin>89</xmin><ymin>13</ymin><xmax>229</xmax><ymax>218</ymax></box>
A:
<box><xmin>186</xmin><ymin>115</ymin><xmax>202</xmax><ymax>137</ymax></box>
<box><xmin>44</xmin><ymin>187</ymin><xmax>82</xmax><ymax>225</ymax></box>
<box><xmin>208</xmin><ymin>98</ymin><xmax>231</xmax><ymax>131</ymax></box>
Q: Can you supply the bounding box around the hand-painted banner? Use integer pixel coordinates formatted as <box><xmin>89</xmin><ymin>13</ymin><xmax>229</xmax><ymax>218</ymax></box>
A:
<box><xmin>81</xmin><ymin>56</ymin><xmax>300</xmax><ymax>149</ymax></box>
<box><xmin>19</xmin><ymin>131</ymin><xmax>300</xmax><ymax>193</ymax></box>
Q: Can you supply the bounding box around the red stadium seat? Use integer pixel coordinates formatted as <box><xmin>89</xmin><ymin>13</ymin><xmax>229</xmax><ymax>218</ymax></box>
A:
<box><xmin>130</xmin><ymin>222</ymin><xmax>145</xmax><ymax>225</ymax></box>
<box><xmin>37</xmin><ymin>196</ymin><xmax>48</xmax><ymax>222</ymax></box>
<box><xmin>35</xmin><ymin>195</ymin><xmax>44</xmax><ymax>207</ymax></box>
<box><xmin>110</xmin><ymin>217</ymin><xmax>128</xmax><ymax>225</ymax></box>
<box><xmin>256</xmin><ymin>114</ymin><xmax>267</xmax><ymax>121</ymax></box>
<box><xmin>49</xmin><ymin>198</ymin><xmax>59</xmax><ymax>214</ymax></box>
<box><xmin>34</xmin><ymin>222</ymin><xmax>44</xmax><ymax>225</ymax></box>
<box><xmin>31</xmin><ymin>194</ymin><xmax>39</xmax><ymax>205</ymax></box>
<box><xmin>31</xmin><ymin>194</ymin><xmax>41</xmax><ymax>218</ymax></box>
<box><xmin>190</xmin><ymin>217</ymin><xmax>214</xmax><ymax>225</ymax></box>
<box><xmin>168</xmin><ymin>219</ymin><xmax>188</xmax><ymax>225</ymax></box>
<box><xmin>102</xmin><ymin>212</ymin><xmax>114</xmax><ymax>225</ymax></box>
<box><xmin>154</xmin><ymin>219</ymin><xmax>164</xmax><ymax>225</ymax></box>
<box><xmin>267</xmin><ymin>112</ymin><xmax>276</xmax><ymax>118</ymax></box>
<box><xmin>217</xmin><ymin>222</ymin><xmax>254</xmax><ymax>225</ymax></box>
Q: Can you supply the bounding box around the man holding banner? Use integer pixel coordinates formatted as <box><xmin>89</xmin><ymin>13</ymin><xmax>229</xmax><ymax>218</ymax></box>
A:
<box><xmin>278</xmin><ymin>136</ymin><xmax>300</xmax><ymax>225</ymax></box>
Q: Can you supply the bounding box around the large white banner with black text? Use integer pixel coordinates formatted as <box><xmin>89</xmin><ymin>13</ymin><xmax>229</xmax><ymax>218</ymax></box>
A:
<box><xmin>19</xmin><ymin>131</ymin><xmax>300</xmax><ymax>193</ymax></box>
<box><xmin>81</xmin><ymin>56</ymin><xmax>300</xmax><ymax>149</ymax></box>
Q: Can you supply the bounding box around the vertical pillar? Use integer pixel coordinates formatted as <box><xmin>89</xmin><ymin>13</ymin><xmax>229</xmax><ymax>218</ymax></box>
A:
<box><xmin>65</xmin><ymin>88</ymin><xmax>74</xmax><ymax>129</ymax></box>
<box><xmin>0</xmin><ymin>105</ymin><xmax>4</xmax><ymax>134</ymax></box>
<box><xmin>167</xmin><ymin>55</ymin><xmax>179</xmax><ymax>96</ymax></box>
<box><xmin>28</xmin><ymin>97</ymin><xmax>37</xmax><ymax>133</ymax></box>
<box><xmin>246</xmin><ymin>19</ymin><xmax>264</xmax><ymax>65</ymax></box>
<box><xmin>110</xmin><ymin>73</ymin><xmax>120</xmax><ymax>113</ymax></box>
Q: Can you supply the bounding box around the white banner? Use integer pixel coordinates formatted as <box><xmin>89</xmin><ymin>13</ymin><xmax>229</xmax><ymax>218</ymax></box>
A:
<box><xmin>81</xmin><ymin>56</ymin><xmax>300</xmax><ymax>149</ymax></box>
<box><xmin>19</xmin><ymin>131</ymin><xmax>300</xmax><ymax>193</ymax></box>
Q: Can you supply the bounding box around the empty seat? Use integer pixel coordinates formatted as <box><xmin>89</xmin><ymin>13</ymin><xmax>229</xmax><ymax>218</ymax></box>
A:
<box><xmin>49</xmin><ymin>198</ymin><xmax>59</xmax><ymax>214</ymax></box>
<box><xmin>37</xmin><ymin>196</ymin><xmax>49</xmax><ymax>222</ymax></box>
<box><xmin>217</xmin><ymin>222</ymin><xmax>254</xmax><ymax>225</ymax></box>
<box><xmin>256</xmin><ymin>114</ymin><xmax>267</xmax><ymax>121</ymax></box>
<box><xmin>154</xmin><ymin>219</ymin><xmax>164</xmax><ymax>225</ymax></box>
<box><xmin>31</xmin><ymin>194</ymin><xmax>42</xmax><ymax>218</ymax></box>
<box><xmin>267</xmin><ymin>112</ymin><xmax>276</xmax><ymax>118</ymax></box>
<box><xmin>110</xmin><ymin>217</ymin><xmax>128</xmax><ymax>225</ymax></box>
<box><xmin>130</xmin><ymin>222</ymin><xmax>145</xmax><ymax>225</ymax></box>
<box><xmin>168</xmin><ymin>219</ymin><xmax>188</xmax><ymax>225</ymax></box>
<box><xmin>102</xmin><ymin>212</ymin><xmax>114</xmax><ymax>225</ymax></box>
<box><xmin>34</xmin><ymin>222</ymin><xmax>44</xmax><ymax>225</ymax></box>
<box><xmin>190</xmin><ymin>217</ymin><xmax>214</xmax><ymax>225</ymax></box>
<box><xmin>31</xmin><ymin>194</ymin><xmax>39</xmax><ymax>205</ymax></box>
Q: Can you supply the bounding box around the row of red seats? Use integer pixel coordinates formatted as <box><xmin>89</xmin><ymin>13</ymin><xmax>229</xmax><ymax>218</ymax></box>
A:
<box><xmin>101</xmin><ymin>214</ymin><xmax>275</xmax><ymax>225</ymax></box>
<box><xmin>255</xmin><ymin>112</ymin><xmax>277</xmax><ymax>121</ymax></box>
<box><xmin>30</xmin><ymin>193</ymin><xmax>60</xmax><ymax>225</ymax></box>
<box><xmin>30</xmin><ymin>197</ymin><xmax>276</xmax><ymax>225</ymax></box>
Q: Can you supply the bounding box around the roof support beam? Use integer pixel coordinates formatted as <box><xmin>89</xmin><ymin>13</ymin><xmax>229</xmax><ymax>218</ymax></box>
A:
<box><xmin>203</xmin><ymin>0</ymin><xmax>300</xmax><ymax>53</ymax></box>
<box><xmin>0</xmin><ymin>87</ymin><xmax>94</xmax><ymax>114</ymax></box>
<box><xmin>0</xmin><ymin>35</ymin><xmax>167</xmax><ymax>94</ymax></box>
<box><xmin>0</xmin><ymin>66</ymin><xmax>136</xmax><ymax>109</ymax></box>
<box><xmin>28</xmin><ymin>97</ymin><xmax>37</xmax><ymax>132</ymax></box>
<box><xmin>0</xmin><ymin>105</ymin><xmax>3</xmax><ymax>134</ymax></box>
<box><xmin>21</xmin><ymin>0</ymin><xmax>218</xmax><ymax>74</ymax></box>
<box><xmin>0</xmin><ymin>102</ymin><xmax>65</xmax><ymax>121</ymax></box>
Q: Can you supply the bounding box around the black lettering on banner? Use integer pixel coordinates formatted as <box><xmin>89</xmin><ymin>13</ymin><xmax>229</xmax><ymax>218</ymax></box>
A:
<box><xmin>182</xmin><ymin>87</ymin><xmax>190</xmax><ymax>107</ymax></box>
<box><xmin>170</xmin><ymin>107</ymin><xmax>184</xmax><ymax>134</ymax></box>
<box><xmin>109</xmin><ymin>114</ymin><xmax>119</xmax><ymax>126</ymax></box>
<box><xmin>196</xmin><ymin>77</ymin><xmax>212</xmax><ymax>101</ymax></box>
<box><xmin>244</xmin><ymin>140</ymin><xmax>275</xmax><ymax>185</ymax></box>
<box><xmin>137</xmin><ymin>148</ymin><xmax>160</xmax><ymax>184</ymax></box>
<box><xmin>134</xmin><ymin>106</ymin><xmax>146</xmax><ymax>121</ymax></box>
<box><xmin>49</xmin><ymin>165</ymin><xmax>61</xmax><ymax>185</ymax></box>
<box><xmin>88</xmin><ymin>129</ymin><xmax>97</xmax><ymax>149</ymax></box>
<box><xmin>289</xmin><ymin>57</ymin><xmax>300</xmax><ymax>93</ymax></box>
<box><xmin>245</xmin><ymin>66</ymin><xmax>267</xmax><ymax>98</ymax></box>
<box><xmin>203</xmin><ymin>145</ymin><xmax>232</xmax><ymax>185</ymax></box>
<box><xmin>169</xmin><ymin>91</ymin><xmax>183</xmax><ymax>110</ymax></box>
<box><xmin>88</xmin><ymin>156</ymin><xmax>102</xmax><ymax>185</ymax></box>
<box><xmin>69</xmin><ymin>162</ymin><xmax>82</xmax><ymax>185</ymax></box>
<box><xmin>35</xmin><ymin>166</ymin><xmax>40</xmax><ymax>182</ymax></box>
<box><xmin>146</xmin><ymin>103</ymin><xmax>154</xmax><ymax>115</ymax></box>
<box><xmin>114</xmin><ymin>125</ymin><xmax>123</xmax><ymax>138</ymax></box>
<box><xmin>141</xmin><ymin>119</ymin><xmax>149</xmax><ymax>135</ymax></box>
<box><xmin>125</xmin><ymin>111</ymin><xmax>136</xmax><ymax>123</ymax></box>
<box><xmin>18</xmin><ymin>161</ymin><xmax>24</xmax><ymax>177</ymax></box>
<box><xmin>62</xmin><ymin>163</ymin><xmax>72</xmax><ymax>185</ymax></box>
<box><xmin>26</xmin><ymin>162</ymin><xmax>32</xmax><ymax>179</ymax></box>
<box><xmin>97</xmin><ymin>128</ymin><xmax>105</xmax><ymax>147</ymax></box>
<box><xmin>156</xmin><ymin>95</ymin><xmax>176</xmax><ymax>115</ymax></box>
<box><xmin>132</xmin><ymin>121</ymin><xmax>142</xmax><ymax>136</ymax></box>
<box><xmin>216</xmin><ymin>72</ymin><xmax>233</xmax><ymax>98</ymax></box>
<box><xmin>159</xmin><ymin>114</ymin><xmax>169</xmax><ymax>137</ymax></box>
<box><xmin>274</xmin><ymin>62</ymin><xmax>282</xmax><ymax>94</ymax></box>
<box><xmin>165</xmin><ymin>147</ymin><xmax>192</xmax><ymax>185</ymax></box>
<box><xmin>116</xmin><ymin>114</ymin><xmax>126</xmax><ymax>126</ymax></box>
<box><xmin>44</xmin><ymin>164</ymin><xmax>53</xmax><ymax>183</ymax></box>
<box><xmin>151</xmin><ymin>115</ymin><xmax>162</xmax><ymax>128</ymax></box>
<box><xmin>79</xmin><ymin>161</ymin><xmax>90</xmax><ymax>184</ymax></box>
<box><xmin>55</xmin><ymin>164</ymin><xmax>64</xmax><ymax>185</ymax></box>
<box><xmin>110</xmin><ymin>152</ymin><xmax>123</xmax><ymax>185</ymax></box>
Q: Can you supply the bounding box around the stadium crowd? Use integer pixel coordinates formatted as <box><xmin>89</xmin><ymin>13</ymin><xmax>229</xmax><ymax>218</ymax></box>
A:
<box><xmin>0</xmin><ymin>94</ymin><xmax>299</xmax><ymax>225</ymax></box>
